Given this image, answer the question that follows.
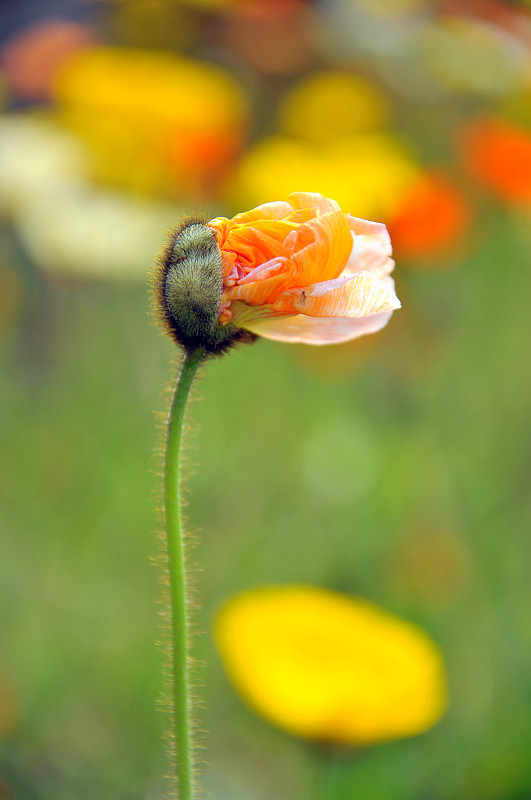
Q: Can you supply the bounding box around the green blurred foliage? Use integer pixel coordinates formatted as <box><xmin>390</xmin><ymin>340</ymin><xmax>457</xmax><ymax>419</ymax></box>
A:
<box><xmin>1</xmin><ymin>206</ymin><xmax>530</xmax><ymax>798</ymax></box>
<box><xmin>1</xmin><ymin>0</ymin><xmax>531</xmax><ymax>798</ymax></box>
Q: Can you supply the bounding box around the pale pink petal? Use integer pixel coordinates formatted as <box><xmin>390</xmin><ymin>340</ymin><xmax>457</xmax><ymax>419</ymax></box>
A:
<box><xmin>272</xmin><ymin>273</ymin><xmax>400</xmax><ymax>319</ymax></box>
<box><xmin>346</xmin><ymin>215</ymin><xmax>393</xmax><ymax>251</ymax></box>
<box><xmin>288</xmin><ymin>192</ymin><xmax>341</xmax><ymax>215</ymax></box>
<box><xmin>237</xmin><ymin>256</ymin><xmax>290</xmax><ymax>284</ymax></box>
<box><xmin>243</xmin><ymin>310</ymin><xmax>395</xmax><ymax>345</ymax></box>
<box><xmin>283</xmin><ymin>229</ymin><xmax>299</xmax><ymax>253</ymax></box>
<box><xmin>342</xmin><ymin>215</ymin><xmax>394</xmax><ymax>279</ymax></box>
<box><xmin>342</xmin><ymin>231</ymin><xmax>395</xmax><ymax>279</ymax></box>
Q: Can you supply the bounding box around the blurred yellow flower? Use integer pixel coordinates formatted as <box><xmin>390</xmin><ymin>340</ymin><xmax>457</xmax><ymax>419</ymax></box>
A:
<box><xmin>52</xmin><ymin>47</ymin><xmax>248</xmax><ymax>197</ymax></box>
<box><xmin>215</xmin><ymin>585</ymin><xmax>447</xmax><ymax>745</ymax></box>
<box><xmin>278</xmin><ymin>71</ymin><xmax>391</xmax><ymax>143</ymax></box>
<box><xmin>235</xmin><ymin>134</ymin><xmax>419</xmax><ymax>221</ymax></box>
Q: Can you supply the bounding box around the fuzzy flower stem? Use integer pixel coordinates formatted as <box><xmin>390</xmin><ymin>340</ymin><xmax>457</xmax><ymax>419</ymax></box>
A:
<box><xmin>163</xmin><ymin>347</ymin><xmax>205</xmax><ymax>800</ymax></box>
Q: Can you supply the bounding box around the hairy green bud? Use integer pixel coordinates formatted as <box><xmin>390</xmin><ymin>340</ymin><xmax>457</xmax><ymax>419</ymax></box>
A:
<box><xmin>154</xmin><ymin>218</ymin><xmax>255</xmax><ymax>355</ymax></box>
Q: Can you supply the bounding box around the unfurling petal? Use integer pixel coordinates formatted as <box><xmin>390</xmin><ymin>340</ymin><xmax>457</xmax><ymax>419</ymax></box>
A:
<box><xmin>342</xmin><ymin>215</ymin><xmax>394</xmax><ymax>279</ymax></box>
<box><xmin>346</xmin><ymin>215</ymin><xmax>393</xmax><ymax>248</ymax></box>
<box><xmin>242</xmin><ymin>310</ymin><xmax>395</xmax><ymax>345</ymax></box>
<box><xmin>273</xmin><ymin>273</ymin><xmax>400</xmax><ymax>318</ymax></box>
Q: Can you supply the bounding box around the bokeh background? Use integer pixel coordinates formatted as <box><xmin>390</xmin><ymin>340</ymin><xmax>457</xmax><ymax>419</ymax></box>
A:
<box><xmin>1</xmin><ymin>0</ymin><xmax>531</xmax><ymax>798</ymax></box>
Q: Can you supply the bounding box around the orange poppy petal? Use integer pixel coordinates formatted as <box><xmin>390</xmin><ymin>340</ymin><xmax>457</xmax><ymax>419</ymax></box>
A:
<box><xmin>237</xmin><ymin>256</ymin><xmax>290</xmax><ymax>284</ymax></box>
<box><xmin>225</xmin><ymin>269</ymin><xmax>291</xmax><ymax>306</ymax></box>
<box><xmin>274</xmin><ymin>272</ymin><xmax>400</xmax><ymax>319</ymax></box>
<box><xmin>242</xmin><ymin>310</ymin><xmax>395</xmax><ymax>345</ymax></box>
<box><xmin>289</xmin><ymin>209</ymin><xmax>352</xmax><ymax>286</ymax></box>
<box><xmin>222</xmin><ymin>219</ymin><xmax>297</xmax><ymax>270</ymax></box>
<box><xmin>208</xmin><ymin>216</ymin><xmax>232</xmax><ymax>242</ymax></box>
<box><xmin>285</xmin><ymin>208</ymin><xmax>316</xmax><ymax>224</ymax></box>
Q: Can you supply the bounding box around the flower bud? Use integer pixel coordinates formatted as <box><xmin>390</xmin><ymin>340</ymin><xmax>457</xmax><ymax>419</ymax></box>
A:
<box><xmin>154</xmin><ymin>218</ymin><xmax>255</xmax><ymax>355</ymax></box>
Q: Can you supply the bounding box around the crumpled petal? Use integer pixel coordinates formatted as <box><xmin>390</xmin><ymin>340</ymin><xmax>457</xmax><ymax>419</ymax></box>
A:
<box><xmin>289</xmin><ymin>209</ymin><xmax>353</xmax><ymax>287</ymax></box>
<box><xmin>211</xmin><ymin>216</ymin><xmax>300</xmax><ymax>279</ymax></box>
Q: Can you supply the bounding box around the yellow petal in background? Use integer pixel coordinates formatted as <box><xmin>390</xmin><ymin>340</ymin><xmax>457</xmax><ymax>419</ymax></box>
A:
<box><xmin>278</xmin><ymin>71</ymin><xmax>391</xmax><ymax>143</ymax></box>
<box><xmin>215</xmin><ymin>585</ymin><xmax>448</xmax><ymax>745</ymax></box>
<box><xmin>52</xmin><ymin>47</ymin><xmax>248</xmax><ymax>195</ymax></box>
<box><xmin>236</xmin><ymin>134</ymin><xmax>419</xmax><ymax>220</ymax></box>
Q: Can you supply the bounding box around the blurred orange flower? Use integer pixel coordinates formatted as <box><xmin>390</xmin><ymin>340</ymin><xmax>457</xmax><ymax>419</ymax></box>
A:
<box><xmin>462</xmin><ymin>117</ymin><xmax>531</xmax><ymax>204</ymax></box>
<box><xmin>387</xmin><ymin>170</ymin><xmax>471</xmax><ymax>259</ymax></box>
<box><xmin>0</xmin><ymin>19</ymin><xmax>98</xmax><ymax>101</ymax></box>
<box><xmin>209</xmin><ymin>191</ymin><xmax>400</xmax><ymax>344</ymax></box>
<box><xmin>215</xmin><ymin>585</ymin><xmax>448</xmax><ymax>745</ymax></box>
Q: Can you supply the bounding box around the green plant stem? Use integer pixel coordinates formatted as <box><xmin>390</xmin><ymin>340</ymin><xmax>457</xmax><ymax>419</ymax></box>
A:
<box><xmin>163</xmin><ymin>347</ymin><xmax>205</xmax><ymax>800</ymax></box>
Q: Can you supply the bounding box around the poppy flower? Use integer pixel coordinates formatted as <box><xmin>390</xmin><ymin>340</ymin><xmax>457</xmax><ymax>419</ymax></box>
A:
<box><xmin>208</xmin><ymin>191</ymin><xmax>400</xmax><ymax>345</ymax></box>
<box><xmin>215</xmin><ymin>585</ymin><xmax>448</xmax><ymax>745</ymax></box>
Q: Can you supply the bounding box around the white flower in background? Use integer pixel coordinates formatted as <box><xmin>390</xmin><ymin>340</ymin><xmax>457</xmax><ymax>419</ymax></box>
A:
<box><xmin>0</xmin><ymin>114</ymin><xmax>185</xmax><ymax>281</ymax></box>
<box><xmin>0</xmin><ymin>114</ymin><xmax>89</xmax><ymax>214</ymax></box>
<box><xmin>19</xmin><ymin>184</ymin><xmax>184</xmax><ymax>281</ymax></box>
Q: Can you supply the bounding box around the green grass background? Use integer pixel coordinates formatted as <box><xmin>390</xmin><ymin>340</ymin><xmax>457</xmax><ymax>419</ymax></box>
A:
<box><xmin>0</xmin><ymin>207</ymin><xmax>530</xmax><ymax>799</ymax></box>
